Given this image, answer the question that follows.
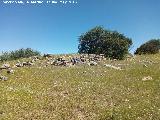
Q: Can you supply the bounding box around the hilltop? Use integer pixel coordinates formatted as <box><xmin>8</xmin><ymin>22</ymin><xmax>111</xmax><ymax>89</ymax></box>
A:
<box><xmin>0</xmin><ymin>53</ymin><xmax>160</xmax><ymax>120</ymax></box>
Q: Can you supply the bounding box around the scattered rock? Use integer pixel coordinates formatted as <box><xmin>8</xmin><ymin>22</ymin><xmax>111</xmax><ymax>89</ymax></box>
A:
<box><xmin>88</xmin><ymin>61</ymin><xmax>98</xmax><ymax>66</ymax></box>
<box><xmin>142</xmin><ymin>76</ymin><xmax>153</xmax><ymax>81</ymax></box>
<box><xmin>2</xmin><ymin>63</ymin><xmax>10</xmax><ymax>68</ymax></box>
<box><xmin>15</xmin><ymin>63</ymin><xmax>23</xmax><ymax>67</ymax></box>
<box><xmin>0</xmin><ymin>76</ymin><xmax>8</xmax><ymax>81</ymax></box>
<box><xmin>0</xmin><ymin>63</ymin><xmax>10</xmax><ymax>70</ymax></box>
<box><xmin>143</xmin><ymin>64</ymin><xmax>148</xmax><ymax>67</ymax></box>
<box><xmin>7</xmin><ymin>68</ymin><xmax>14</xmax><ymax>74</ymax></box>
<box><xmin>104</xmin><ymin>64</ymin><xmax>122</xmax><ymax>70</ymax></box>
<box><xmin>22</xmin><ymin>62</ymin><xmax>28</xmax><ymax>66</ymax></box>
<box><xmin>42</xmin><ymin>54</ymin><xmax>107</xmax><ymax>66</ymax></box>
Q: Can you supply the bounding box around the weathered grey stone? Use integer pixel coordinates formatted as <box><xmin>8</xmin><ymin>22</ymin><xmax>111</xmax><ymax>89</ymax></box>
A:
<box><xmin>142</xmin><ymin>76</ymin><xmax>153</xmax><ymax>81</ymax></box>
<box><xmin>7</xmin><ymin>68</ymin><xmax>14</xmax><ymax>74</ymax></box>
<box><xmin>22</xmin><ymin>61</ymin><xmax>33</xmax><ymax>66</ymax></box>
<box><xmin>0</xmin><ymin>64</ymin><xmax>10</xmax><ymax>69</ymax></box>
<box><xmin>104</xmin><ymin>64</ymin><xmax>122</xmax><ymax>70</ymax></box>
<box><xmin>15</xmin><ymin>63</ymin><xmax>23</xmax><ymax>67</ymax></box>
<box><xmin>0</xmin><ymin>76</ymin><xmax>8</xmax><ymax>81</ymax></box>
<box><xmin>88</xmin><ymin>61</ymin><xmax>98</xmax><ymax>66</ymax></box>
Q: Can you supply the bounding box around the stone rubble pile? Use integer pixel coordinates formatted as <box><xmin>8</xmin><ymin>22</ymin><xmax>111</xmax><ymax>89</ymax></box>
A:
<box><xmin>0</xmin><ymin>54</ymin><xmax>135</xmax><ymax>81</ymax></box>
<box><xmin>44</xmin><ymin>54</ymin><xmax>105</xmax><ymax>67</ymax></box>
<box><xmin>0</xmin><ymin>56</ymin><xmax>41</xmax><ymax>81</ymax></box>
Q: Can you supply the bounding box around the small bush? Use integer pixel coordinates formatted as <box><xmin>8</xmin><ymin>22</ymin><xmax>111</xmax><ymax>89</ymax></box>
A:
<box><xmin>135</xmin><ymin>39</ymin><xmax>160</xmax><ymax>55</ymax></box>
<box><xmin>0</xmin><ymin>48</ymin><xmax>40</xmax><ymax>62</ymax></box>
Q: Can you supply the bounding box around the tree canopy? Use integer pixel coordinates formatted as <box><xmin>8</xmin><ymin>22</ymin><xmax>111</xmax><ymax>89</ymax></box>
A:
<box><xmin>78</xmin><ymin>26</ymin><xmax>132</xmax><ymax>60</ymax></box>
<box><xmin>135</xmin><ymin>39</ymin><xmax>160</xmax><ymax>55</ymax></box>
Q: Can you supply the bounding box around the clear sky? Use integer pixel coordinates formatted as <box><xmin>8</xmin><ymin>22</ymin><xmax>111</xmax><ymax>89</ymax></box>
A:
<box><xmin>0</xmin><ymin>0</ymin><xmax>160</xmax><ymax>54</ymax></box>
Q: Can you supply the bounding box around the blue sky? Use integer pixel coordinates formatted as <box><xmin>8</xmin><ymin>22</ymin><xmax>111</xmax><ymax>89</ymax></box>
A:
<box><xmin>0</xmin><ymin>0</ymin><xmax>160</xmax><ymax>54</ymax></box>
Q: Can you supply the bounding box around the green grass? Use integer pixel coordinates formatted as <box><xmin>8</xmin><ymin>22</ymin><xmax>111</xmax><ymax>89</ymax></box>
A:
<box><xmin>0</xmin><ymin>54</ymin><xmax>160</xmax><ymax>120</ymax></box>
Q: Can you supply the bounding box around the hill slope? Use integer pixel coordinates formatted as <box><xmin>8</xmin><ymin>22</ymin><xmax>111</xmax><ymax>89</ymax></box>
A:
<box><xmin>0</xmin><ymin>54</ymin><xmax>160</xmax><ymax>120</ymax></box>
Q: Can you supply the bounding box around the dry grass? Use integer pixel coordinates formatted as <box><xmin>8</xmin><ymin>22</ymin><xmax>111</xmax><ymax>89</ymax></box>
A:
<box><xmin>0</xmin><ymin>54</ymin><xmax>160</xmax><ymax>120</ymax></box>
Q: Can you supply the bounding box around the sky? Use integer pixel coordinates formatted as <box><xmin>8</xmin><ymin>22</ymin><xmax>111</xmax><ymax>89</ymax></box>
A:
<box><xmin>0</xmin><ymin>0</ymin><xmax>160</xmax><ymax>54</ymax></box>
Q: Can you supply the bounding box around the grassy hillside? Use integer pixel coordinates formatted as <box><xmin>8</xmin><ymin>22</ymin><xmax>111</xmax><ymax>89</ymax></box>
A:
<box><xmin>0</xmin><ymin>54</ymin><xmax>160</xmax><ymax>120</ymax></box>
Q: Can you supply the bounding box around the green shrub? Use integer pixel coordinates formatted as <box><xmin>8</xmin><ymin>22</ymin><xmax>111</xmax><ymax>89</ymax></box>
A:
<box><xmin>0</xmin><ymin>48</ymin><xmax>40</xmax><ymax>62</ymax></box>
<box><xmin>135</xmin><ymin>39</ymin><xmax>160</xmax><ymax>55</ymax></box>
